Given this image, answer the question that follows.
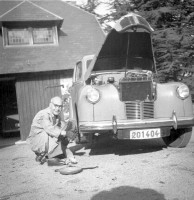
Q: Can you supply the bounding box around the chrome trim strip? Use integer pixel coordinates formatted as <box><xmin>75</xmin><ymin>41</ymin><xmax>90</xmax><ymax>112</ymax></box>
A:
<box><xmin>2</xmin><ymin>129</ymin><xmax>20</xmax><ymax>133</ymax></box>
<box><xmin>172</xmin><ymin>110</ymin><xmax>178</xmax><ymax>130</ymax></box>
<box><xmin>79</xmin><ymin>117</ymin><xmax>194</xmax><ymax>132</ymax></box>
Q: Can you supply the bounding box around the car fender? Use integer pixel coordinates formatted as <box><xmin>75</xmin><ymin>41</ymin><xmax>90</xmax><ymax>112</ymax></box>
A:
<box><xmin>91</xmin><ymin>84</ymin><xmax>125</xmax><ymax>121</ymax></box>
<box><xmin>155</xmin><ymin>82</ymin><xmax>193</xmax><ymax>118</ymax></box>
<box><xmin>76</xmin><ymin>85</ymin><xmax>96</xmax><ymax>122</ymax></box>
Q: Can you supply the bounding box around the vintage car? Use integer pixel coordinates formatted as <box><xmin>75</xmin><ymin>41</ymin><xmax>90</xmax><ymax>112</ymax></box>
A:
<box><xmin>69</xmin><ymin>12</ymin><xmax>194</xmax><ymax>148</ymax></box>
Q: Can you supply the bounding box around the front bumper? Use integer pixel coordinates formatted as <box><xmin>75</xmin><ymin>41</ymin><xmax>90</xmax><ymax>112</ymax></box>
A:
<box><xmin>79</xmin><ymin>115</ymin><xmax>194</xmax><ymax>133</ymax></box>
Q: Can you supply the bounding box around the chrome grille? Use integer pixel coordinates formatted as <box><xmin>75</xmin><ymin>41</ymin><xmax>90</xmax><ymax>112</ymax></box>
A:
<box><xmin>125</xmin><ymin>101</ymin><xmax>154</xmax><ymax>119</ymax></box>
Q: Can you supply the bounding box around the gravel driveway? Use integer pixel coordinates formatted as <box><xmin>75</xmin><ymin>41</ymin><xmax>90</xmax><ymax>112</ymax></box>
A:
<box><xmin>0</xmin><ymin>129</ymin><xmax>194</xmax><ymax>200</ymax></box>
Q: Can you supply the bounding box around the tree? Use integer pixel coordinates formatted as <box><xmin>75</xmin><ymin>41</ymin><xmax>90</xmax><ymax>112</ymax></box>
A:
<box><xmin>79</xmin><ymin>0</ymin><xmax>100</xmax><ymax>14</ymax></box>
<box><xmin>132</xmin><ymin>0</ymin><xmax>194</xmax><ymax>85</ymax></box>
<box><xmin>78</xmin><ymin>0</ymin><xmax>194</xmax><ymax>88</ymax></box>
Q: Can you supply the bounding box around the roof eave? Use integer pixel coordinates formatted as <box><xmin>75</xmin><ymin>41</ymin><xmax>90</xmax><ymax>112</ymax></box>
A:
<box><xmin>0</xmin><ymin>19</ymin><xmax>64</xmax><ymax>28</ymax></box>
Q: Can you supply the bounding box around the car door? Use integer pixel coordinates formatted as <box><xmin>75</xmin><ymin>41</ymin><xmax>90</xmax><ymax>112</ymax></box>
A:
<box><xmin>69</xmin><ymin>61</ymin><xmax>84</xmax><ymax>120</ymax></box>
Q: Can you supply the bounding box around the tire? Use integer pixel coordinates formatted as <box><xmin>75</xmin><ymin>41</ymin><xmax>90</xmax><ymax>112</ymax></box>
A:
<box><xmin>162</xmin><ymin>127</ymin><xmax>192</xmax><ymax>148</ymax></box>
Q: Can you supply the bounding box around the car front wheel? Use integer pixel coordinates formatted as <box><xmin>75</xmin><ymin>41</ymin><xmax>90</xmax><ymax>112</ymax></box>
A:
<box><xmin>162</xmin><ymin>127</ymin><xmax>192</xmax><ymax>148</ymax></box>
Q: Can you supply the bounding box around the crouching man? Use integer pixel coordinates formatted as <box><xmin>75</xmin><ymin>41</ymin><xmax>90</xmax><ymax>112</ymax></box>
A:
<box><xmin>27</xmin><ymin>96</ymin><xmax>77</xmax><ymax>165</ymax></box>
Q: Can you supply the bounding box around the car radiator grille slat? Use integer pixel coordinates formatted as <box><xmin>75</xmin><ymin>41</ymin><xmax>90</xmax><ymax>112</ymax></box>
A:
<box><xmin>125</xmin><ymin>101</ymin><xmax>154</xmax><ymax>119</ymax></box>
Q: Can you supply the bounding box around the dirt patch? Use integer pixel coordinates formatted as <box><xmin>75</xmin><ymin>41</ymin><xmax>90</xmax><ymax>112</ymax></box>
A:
<box><xmin>0</xmin><ymin>132</ymin><xmax>194</xmax><ymax>200</ymax></box>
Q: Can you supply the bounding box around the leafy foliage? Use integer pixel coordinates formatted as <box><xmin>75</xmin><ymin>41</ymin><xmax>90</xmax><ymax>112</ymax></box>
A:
<box><xmin>131</xmin><ymin>0</ymin><xmax>194</xmax><ymax>86</ymax></box>
<box><xmin>79</xmin><ymin>0</ymin><xmax>100</xmax><ymax>14</ymax></box>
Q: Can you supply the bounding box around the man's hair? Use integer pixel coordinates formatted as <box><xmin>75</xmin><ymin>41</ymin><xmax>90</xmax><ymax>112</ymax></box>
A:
<box><xmin>50</xmin><ymin>96</ymin><xmax>63</xmax><ymax>104</ymax></box>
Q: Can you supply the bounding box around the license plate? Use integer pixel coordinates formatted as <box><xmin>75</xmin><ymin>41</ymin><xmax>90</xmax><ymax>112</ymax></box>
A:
<box><xmin>130</xmin><ymin>128</ymin><xmax>161</xmax><ymax>140</ymax></box>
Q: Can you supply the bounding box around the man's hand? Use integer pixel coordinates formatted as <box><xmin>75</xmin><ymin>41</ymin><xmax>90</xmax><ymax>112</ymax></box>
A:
<box><xmin>60</xmin><ymin>130</ymin><xmax>66</xmax><ymax>137</ymax></box>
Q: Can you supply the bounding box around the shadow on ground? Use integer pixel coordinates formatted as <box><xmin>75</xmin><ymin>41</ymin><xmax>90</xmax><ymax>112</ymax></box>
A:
<box><xmin>91</xmin><ymin>186</ymin><xmax>166</xmax><ymax>200</ymax></box>
<box><xmin>85</xmin><ymin>135</ymin><xmax>167</xmax><ymax>156</ymax></box>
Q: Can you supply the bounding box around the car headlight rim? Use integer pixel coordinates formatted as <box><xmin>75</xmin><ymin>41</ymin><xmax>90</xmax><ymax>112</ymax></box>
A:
<box><xmin>176</xmin><ymin>84</ymin><xmax>190</xmax><ymax>100</ymax></box>
<box><xmin>86</xmin><ymin>87</ymin><xmax>100</xmax><ymax>104</ymax></box>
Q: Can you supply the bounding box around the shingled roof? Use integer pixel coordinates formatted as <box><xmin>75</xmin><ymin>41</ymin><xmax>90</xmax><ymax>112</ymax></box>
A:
<box><xmin>0</xmin><ymin>0</ymin><xmax>105</xmax><ymax>74</ymax></box>
<box><xmin>0</xmin><ymin>0</ymin><xmax>63</xmax><ymax>23</ymax></box>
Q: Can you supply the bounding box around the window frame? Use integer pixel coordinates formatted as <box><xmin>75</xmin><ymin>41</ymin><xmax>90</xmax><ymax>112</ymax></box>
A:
<box><xmin>2</xmin><ymin>26</ymin><xmax>58</xmax><ymax>47</ymax></box>
<box><xmin>75</xmin><ymin>61</ymin><xmax>83</xmax><ymax>82</ymax></box>
<box><xmin>32</xmin><ymin>27</ymin><xmax>55</xmax><ymax>44</ymax></box>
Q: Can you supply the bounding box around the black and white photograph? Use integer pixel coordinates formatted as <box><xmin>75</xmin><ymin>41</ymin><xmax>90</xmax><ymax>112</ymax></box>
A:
<box><xmin>0</xmin><ymin>0</ymin><xmax>194</xmax><ymax>199</ymax></box>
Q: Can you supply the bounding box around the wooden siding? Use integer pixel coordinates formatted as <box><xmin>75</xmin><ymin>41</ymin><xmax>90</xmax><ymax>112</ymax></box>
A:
<box><xmin>16</xmin><ymin>71</ymin><xmax>72</xmax><ymax>140</ymax></box>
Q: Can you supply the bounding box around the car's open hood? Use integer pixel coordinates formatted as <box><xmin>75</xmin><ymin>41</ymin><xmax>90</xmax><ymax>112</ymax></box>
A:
<box><xmin>85</xmin><ymin>12</ymin><xmax>156</xmax><ymax>80</ymax></box>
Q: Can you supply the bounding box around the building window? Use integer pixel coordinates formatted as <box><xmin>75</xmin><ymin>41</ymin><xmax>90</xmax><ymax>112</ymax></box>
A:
<box><xmin>3</xmin><ymin>26</ymin><xmax>58</xmax><ymax>47</ymax></box>
<box><xmin>8</xmin><ymin>29</ymin><xmax>30</xmax><ymax>45</ymax></box>
<box><xmin>33</xmin><ymin>28</ymin><xmax>54</xmax><ymax>44</ymax></box>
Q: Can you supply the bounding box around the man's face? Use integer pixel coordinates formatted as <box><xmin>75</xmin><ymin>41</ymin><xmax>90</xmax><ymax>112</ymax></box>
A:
<box><xmin>50</xmin><ymin>98</ymin><xmax>63</xmax><ymax>116</ymax></box>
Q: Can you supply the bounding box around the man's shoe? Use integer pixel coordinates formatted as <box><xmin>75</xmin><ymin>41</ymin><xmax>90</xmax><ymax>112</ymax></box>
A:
<box><xmin>47</xmin><ymin>158</ymin><xmax>66</xmax><ymax>166</ymax></box>
<box><xmin>68</xmin><ymin>157</ymin><xmax>78</xmax><ymax>164</ymax></box>
<box><xmin>40</xmin><ymin>156</ymin><xmax>47</xmax><ymax>165</ymax></box>
<box><xmin>35</xmin><ymin>153</ymin><xmax>48</xmax><ymax>165</ymax></box>
<box><xmin>35</xmin><ymin>155</ymin><xmax>43</xmax><ymax>162</ymax></box>
<box><xmin>58</xmin><ymin>157</ymin><xmax>77</xmax><ymax>165</ymax></box>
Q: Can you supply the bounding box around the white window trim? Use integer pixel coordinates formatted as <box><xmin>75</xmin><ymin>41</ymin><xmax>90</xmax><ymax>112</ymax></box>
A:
<box><xmin>2</xmin><ymin>26</ymin><xmax>58</xmax><ymax>48</ymax></box>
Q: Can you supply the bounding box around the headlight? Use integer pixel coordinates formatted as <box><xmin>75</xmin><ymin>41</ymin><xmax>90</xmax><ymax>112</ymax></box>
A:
<box><xmin>15</xmin><ymin>123</ymin><xmax>20</xmax><ymax>128</ymax></box>
<box><xmin>86</xmin><ymin>87</ymin><xmax>100</xmax><ymax>104</ymax></box>
<box><xmin>177</xmin><ymin>84</ymin><xmax>190</xmax><ymax>99</ymax></box>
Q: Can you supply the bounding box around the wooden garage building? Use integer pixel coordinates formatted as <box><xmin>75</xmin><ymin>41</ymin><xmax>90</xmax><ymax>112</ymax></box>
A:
<box><xmin>0</xmin><ymin>0</ymin><xmax>105</xmax><ymax>140</ymax></box>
